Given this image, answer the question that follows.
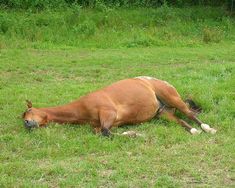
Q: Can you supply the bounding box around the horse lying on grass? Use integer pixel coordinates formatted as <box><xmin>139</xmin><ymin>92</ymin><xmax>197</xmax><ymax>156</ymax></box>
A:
<box><xmin>22</xmin><ymin>76</ymin><xmax>217</xmax><ymax>136</ymax></box>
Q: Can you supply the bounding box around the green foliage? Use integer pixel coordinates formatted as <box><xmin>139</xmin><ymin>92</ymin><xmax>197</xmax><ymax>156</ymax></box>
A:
<box><xmin>0</xmin><ymin>0</ymin><xmax>230</xmax><ymax>10</ymax></box>
<box><xmin>73</xmin><ymin>20</ymin><xmax>96</xmax><ymax>37</ymax></box>
<box><xmin>155</xmin><ymin>175</ymin><xmax>179</xmax><ymax>187</ymax></box>
<box><xmin>95</xmin><ymin>0</ymin><xmax>109</xmax><ymax>12</ymax></box>
<box><xmin>1</xmin><ymin>0</ymin><xmax>67</xmax><ymax>10</ymax></box>
<box><xmin>0</xmin><ymin>7</ymin><xmax>234</xmax><ymax>49</ymax></box>
<box><xmin>0</xmin><ymin>14</ymin><xmax>13</xmax><ymax>33</ymax></box>
<box><xmin>202</xmin><ymin>27</ymin><xmax>222</xmax><ymax>43</ymax></box>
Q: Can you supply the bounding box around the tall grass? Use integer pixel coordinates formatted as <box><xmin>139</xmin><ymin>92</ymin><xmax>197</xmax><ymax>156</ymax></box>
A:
<box><xmin>0</xmin><ymin>6</ymin><xmax>234</xmax><ymax>49</ymax></box>
<box><xmin>0</xmin><ymin>0</ymin><xmax>228</xmax><ymax>10</ymax></box>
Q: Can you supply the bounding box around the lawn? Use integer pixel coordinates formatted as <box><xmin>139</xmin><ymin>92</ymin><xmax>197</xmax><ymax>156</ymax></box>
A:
<box><xmin>0</xmin><ymin>7</ymin><xmax>235</xmax><ymax>187</ymax></box>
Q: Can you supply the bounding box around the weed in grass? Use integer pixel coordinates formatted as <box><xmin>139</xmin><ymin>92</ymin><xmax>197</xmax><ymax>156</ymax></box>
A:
<box><xmin>155</xmin><ymin>175</ymin><xmax>180</xmax><ymax>187</ymax></box>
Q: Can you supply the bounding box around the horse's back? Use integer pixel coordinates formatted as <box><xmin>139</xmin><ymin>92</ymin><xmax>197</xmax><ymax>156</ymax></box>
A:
<box><xmin>102</xmin><ymin>79</ymin><xmax>154</xmax><ymax>103</ymax></box>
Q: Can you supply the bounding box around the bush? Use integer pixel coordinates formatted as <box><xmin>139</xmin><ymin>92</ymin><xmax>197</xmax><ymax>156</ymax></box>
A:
<box><xmin>73</xmin><ymin>20</ymin><xmax>96</xmax><ymax>37</ymax></box>
<box><xmin>0</xmin><ymin>14</ymin><xmax>13</xmax><ymax>33</ymax></box>
<box><xmin>0</xmin><ymin>0</ymin><xmax>64</xmax><ymax>10</ymax></box>
<box><xmin>153</xmin><ymin>3</ymin><xmax>175</xmax><ymax>26</ymax></box>
<box><xmin>202</xmin><ymin>27</ymin><xmax>222</xmax><ymax>43</ymax></box>
<box><xmin>0</xmin><ymin>0</ymin><xmax>229</xmax><ymax>10</ymax></box>
<box><xmin>124</xmin><ymin>32</ymin><xmax>158</xmax><ymax>48</ymax></box>
<box><xmin>0</xmin><ymin>7</ymin><xmax>233</xmax><ymax>48</ymax></box>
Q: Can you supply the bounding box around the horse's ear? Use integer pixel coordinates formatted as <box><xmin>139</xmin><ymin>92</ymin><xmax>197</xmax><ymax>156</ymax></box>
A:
<box><xmin>26</xmin><ymin>100</ymin><xmax>32</xmax><ymax>108</ymax></box>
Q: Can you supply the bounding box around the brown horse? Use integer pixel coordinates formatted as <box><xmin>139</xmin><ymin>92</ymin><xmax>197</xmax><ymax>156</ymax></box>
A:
<box><xmin>22</xmin><ymin>76</ymin><xmax>217</xmax><ymax>136</ymax></box>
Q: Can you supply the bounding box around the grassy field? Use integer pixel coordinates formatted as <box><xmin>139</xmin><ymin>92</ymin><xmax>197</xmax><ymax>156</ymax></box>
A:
<box><xmin>0</xmin><ymin>7</ymin><xmax>235</xmax><ymax>187</ymax></box>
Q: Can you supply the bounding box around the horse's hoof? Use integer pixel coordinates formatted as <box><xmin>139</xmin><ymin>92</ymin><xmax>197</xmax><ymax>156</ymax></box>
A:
<box><xmin>201</xmin><ymin>124</ymin><xmax>216</xmax><ymax>134</ymax></box>
<box><xmin>101</xmin><ymin>128</ymin><xmax>111</xmax><ymax>137</ymax></box>
<box><xmin>190</xmin><ymin>128</ymin><xmax>201</xmax><ymax>135</ymax></box>
<box><xmin>201</xmin><ymin>123</ymin><xmax>210</xmax><ymax>132</ymax></box>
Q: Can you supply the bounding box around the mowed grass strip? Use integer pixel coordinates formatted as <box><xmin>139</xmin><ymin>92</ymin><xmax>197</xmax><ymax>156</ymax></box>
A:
<box><xmin>0</xmin><ymin>44</ymin><xmax>234</xmax><ymax>187</ymax></box>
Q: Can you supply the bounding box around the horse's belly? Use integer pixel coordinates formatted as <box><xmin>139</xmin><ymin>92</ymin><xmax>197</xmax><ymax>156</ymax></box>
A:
<box><xmin>114</xmin><ymin>98</ymin><xmax>159</xmax><ymax>126</ymax></box>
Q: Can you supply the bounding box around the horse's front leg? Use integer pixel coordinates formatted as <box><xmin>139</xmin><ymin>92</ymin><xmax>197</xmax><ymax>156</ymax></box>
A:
<box><xmin>99</xmin><ymin>109</ymin><xmax>117</xmax><ymax>137</ymax></box>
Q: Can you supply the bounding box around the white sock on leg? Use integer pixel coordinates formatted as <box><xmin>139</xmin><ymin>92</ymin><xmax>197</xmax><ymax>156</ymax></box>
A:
<box><xmin>201</xmin><ymin>123</ymin><xmax>217</xmax><ymax>134</ymax></box>
<box><xmin>190</xmin><ymin>128</ymin><xmax>201</xmax><ymax>135</ymax></box>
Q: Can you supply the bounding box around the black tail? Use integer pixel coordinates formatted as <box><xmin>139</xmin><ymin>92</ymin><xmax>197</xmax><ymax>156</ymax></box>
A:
<box><xmin>185</xmin><ymin>99</ymin><xmax>202</xmax><ymax>114</ymax></box>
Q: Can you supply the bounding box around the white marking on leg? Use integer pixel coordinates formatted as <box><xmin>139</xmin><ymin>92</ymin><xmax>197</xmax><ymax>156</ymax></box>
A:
<box><xmin>201</xmin><ymin>123</ymin><xmax>210</xmax><ymax>132</ymax></box>
<box><xmin>190</xmin><ymin>128</ymin><xmax>202</xmax><ymax>135</ymax></box>
<box><xmin>121</xmin><ymin>131</ymin><xmax>143</xmax><ymax>137</ymax></box>
<box><xmin>201</xmin><ymin>123</ymin><xmax>217</xmax><ymax>134</ymax></box>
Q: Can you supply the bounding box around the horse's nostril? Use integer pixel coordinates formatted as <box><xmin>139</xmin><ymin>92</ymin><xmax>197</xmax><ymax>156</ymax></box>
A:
<box><xmin>24</xmin><ymin>120</ymin><xmax>38</xmax><ymax>128</ymax></box>
<box><xmin>24</xmin><ymin>120</ymin><xmax>32</xmax><ymax>127</ymax></box>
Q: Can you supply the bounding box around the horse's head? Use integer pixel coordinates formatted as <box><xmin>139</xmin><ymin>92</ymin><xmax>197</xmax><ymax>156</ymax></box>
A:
<box><xmin>22</xmin><ymin>100</ymin><xmax>48</xmax><ymax>129</ymax></box>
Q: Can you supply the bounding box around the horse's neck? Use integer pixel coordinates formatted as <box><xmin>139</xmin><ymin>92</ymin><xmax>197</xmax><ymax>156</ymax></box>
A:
<box><xmin>40</xmin><ymin>102</ymin><xmax>83</xmax><ymax>124</ymax></box>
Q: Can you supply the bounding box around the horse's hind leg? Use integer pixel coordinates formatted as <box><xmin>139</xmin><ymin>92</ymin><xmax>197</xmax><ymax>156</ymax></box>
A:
<box><xmin>160</xmin><ymin>110</ymin><xmax>201</xmax><ymax>135</ymax></box>
<box><xmin>164</xmin><ymin>96</ymin><xmax>217</xmax><ymax>134</ymax></box>
<box><xmin>154</xmin><ymin>82</ymin><xmax>217</xmax><ymax>134</ymax></box>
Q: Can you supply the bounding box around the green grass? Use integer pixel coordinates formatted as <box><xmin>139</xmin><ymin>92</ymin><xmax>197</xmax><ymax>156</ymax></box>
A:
<box><xmin>0</xmin><ymin>7</ymin><xmax>235</xmax><ymax>187</ymax></box>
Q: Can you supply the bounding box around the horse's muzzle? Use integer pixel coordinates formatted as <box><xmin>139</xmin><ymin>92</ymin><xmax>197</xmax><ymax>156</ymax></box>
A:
<box><xmin>24</xmin><ymin>120</ymin><xmax>38</xmax><ymax>129</ymax></box>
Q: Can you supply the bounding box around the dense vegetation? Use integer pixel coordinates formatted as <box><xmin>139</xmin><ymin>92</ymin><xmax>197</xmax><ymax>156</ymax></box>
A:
<box><xmin>0</xmin><ymin>0</ymin><xmax>232</xmax><ymax>9</ymax></box>
<box><xmin>0</xmin><ymin>6</ymin><xmax>234</xmax><ymax>49</ymax></box>
<box><xmin>0</xmin><ymin>4</ymin><xmax>234</xmax><ymax>188</ymax></box>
